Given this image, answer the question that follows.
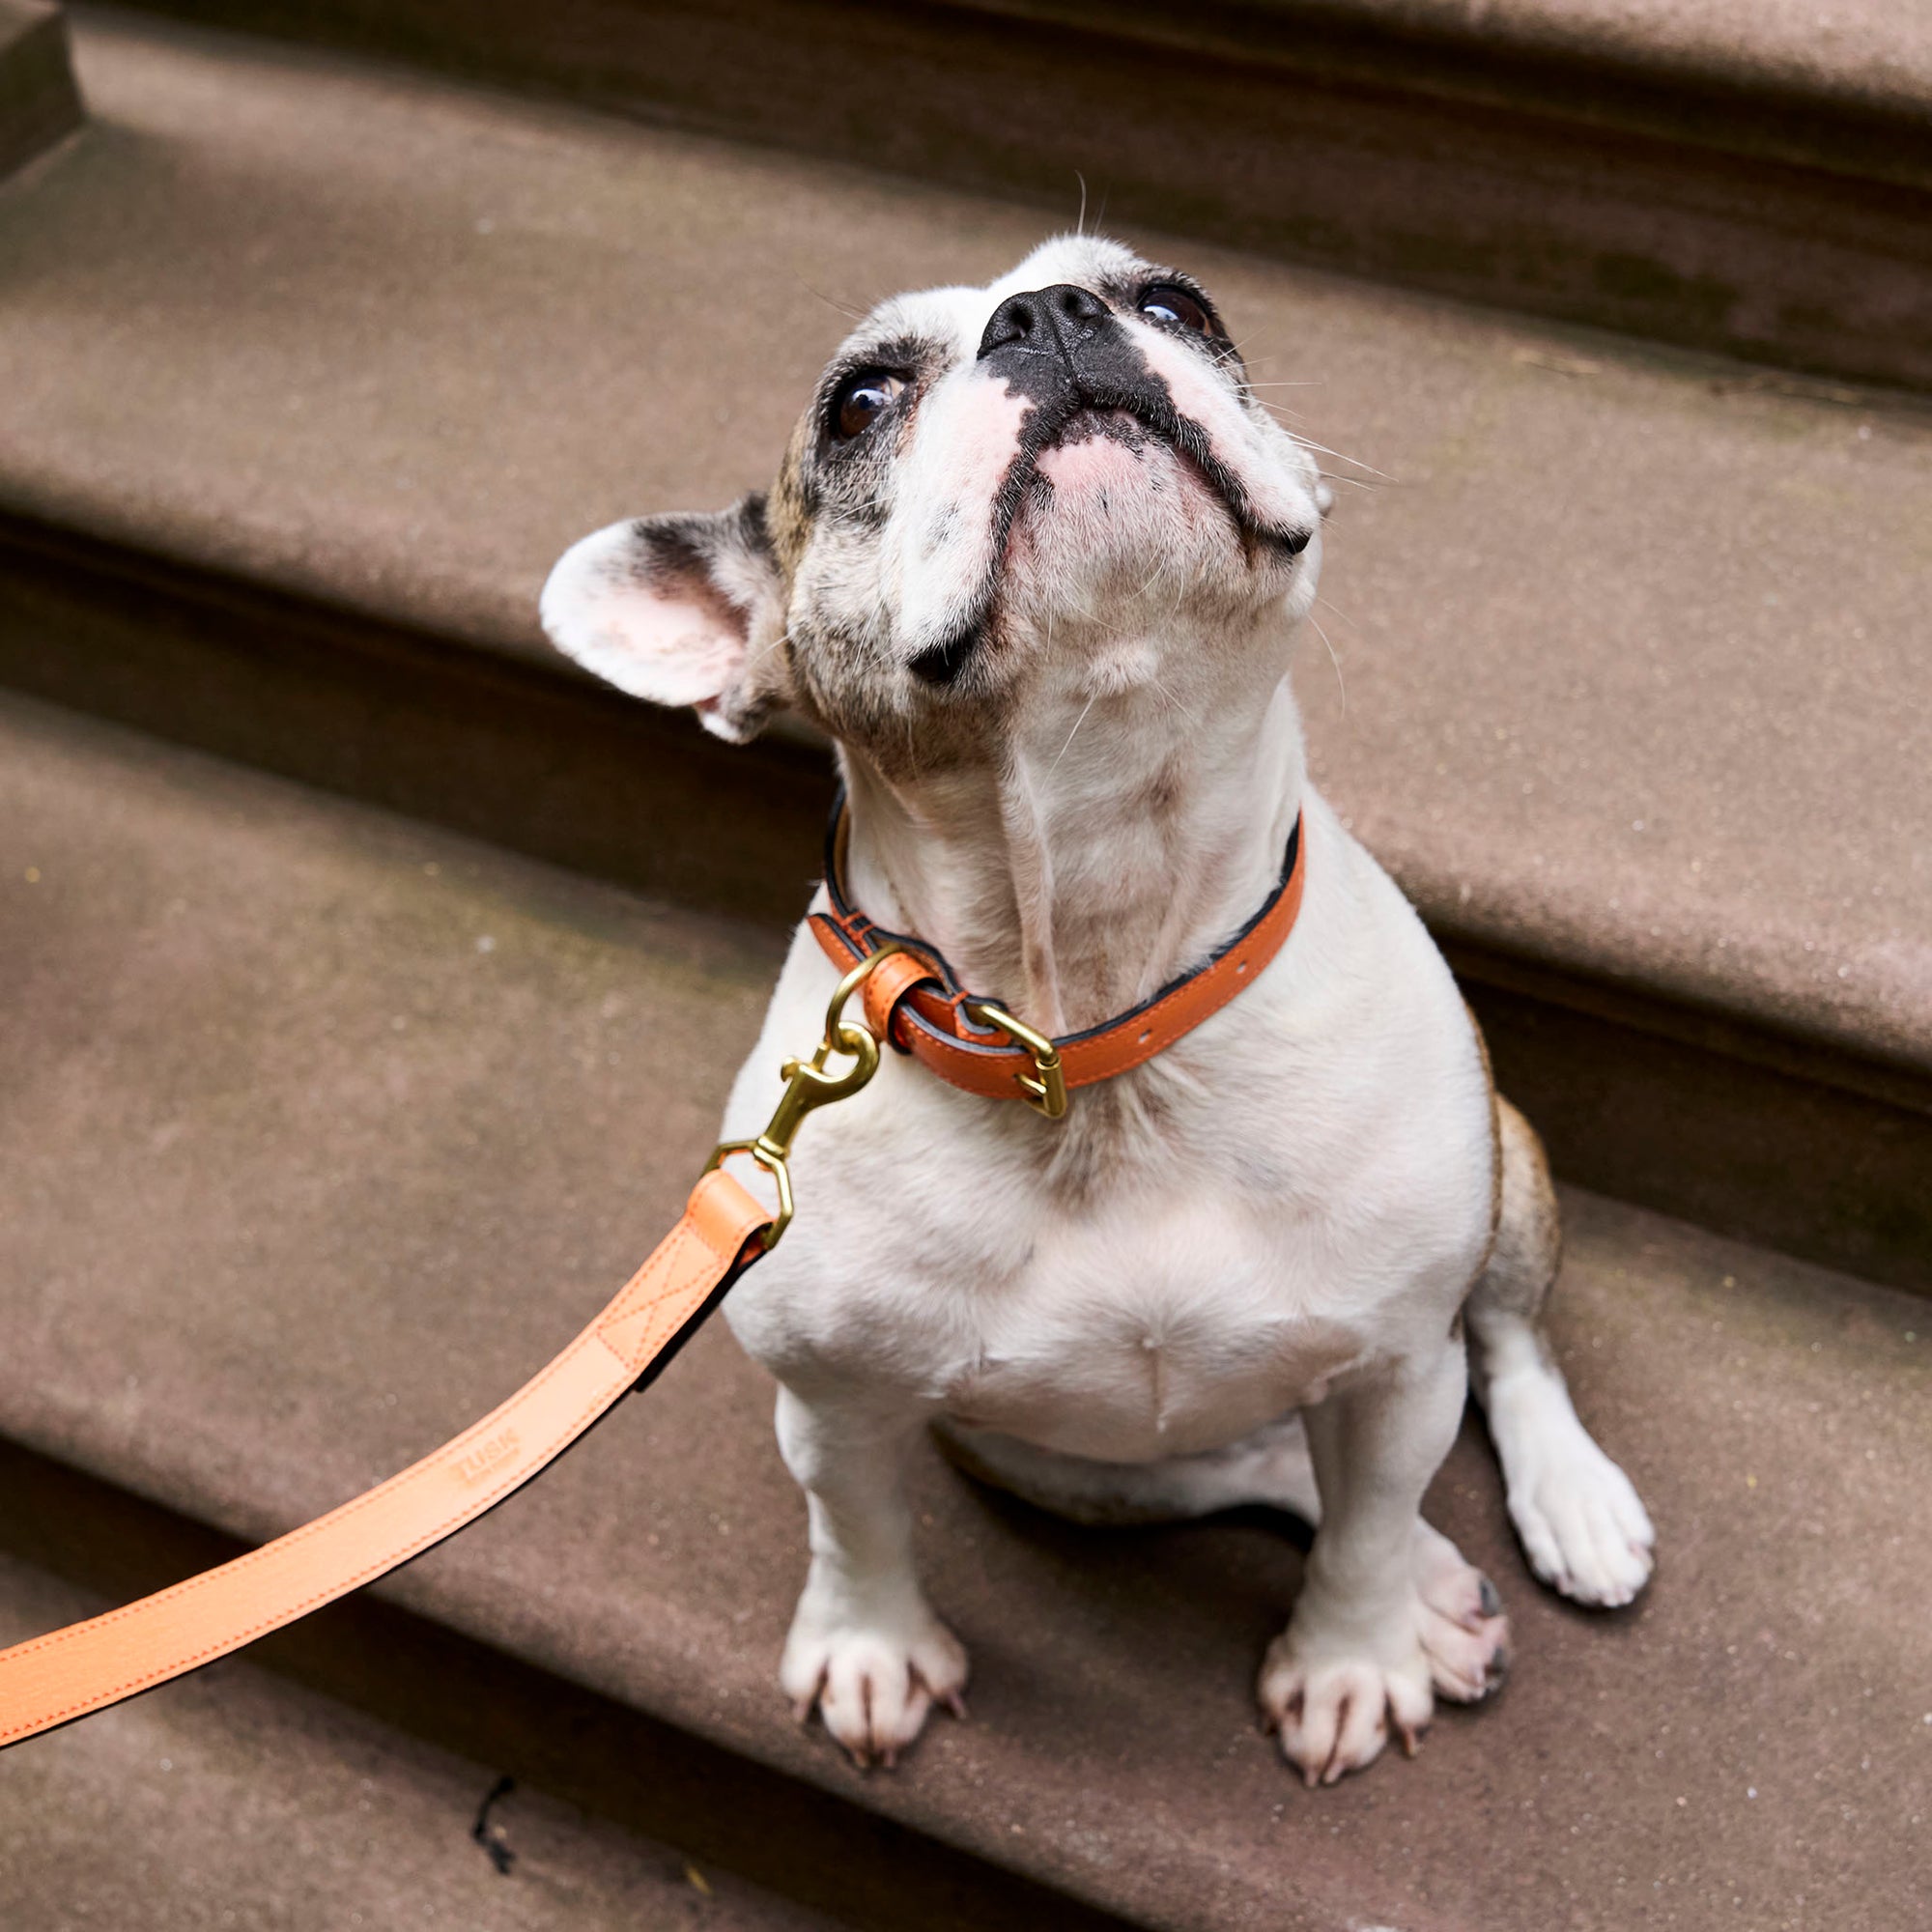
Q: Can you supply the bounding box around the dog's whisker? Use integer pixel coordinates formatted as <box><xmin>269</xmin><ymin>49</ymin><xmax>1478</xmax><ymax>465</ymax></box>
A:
<box><xmin>1050</xmin><ymin>691</ymin><xmax>1098</xmax><ymax>771</ymax></box>
<box><xmin>1144</xmin><ymin>668</ymin><xmax>1199</xmax><ymax>724</ymax></box>
<box><xmin>791</xmin><ymin>271</ymin><xmax>871</xmax><ymax>323</ymax></box>
<box><xmin>1288</xmin><ymin>434</ymin><xmax>1392</xmax><ymax>479</ymax></box>
<box><xmin>1308</xmin><ymin>611</ymin><xmax>1346</xmax><ymax>712</ymax></box>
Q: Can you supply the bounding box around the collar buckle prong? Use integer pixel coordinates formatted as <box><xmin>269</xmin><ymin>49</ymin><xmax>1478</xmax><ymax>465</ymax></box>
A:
<box><xmin>964</xmin><ymin>1001</ymin><xmax>1069</xmax><ymax>1120</ymax></box>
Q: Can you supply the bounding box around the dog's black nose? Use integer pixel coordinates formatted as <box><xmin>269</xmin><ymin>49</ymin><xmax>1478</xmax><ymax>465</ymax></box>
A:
<box><xmin>978</xmin><ymin>284</ymin><xmax>1111</xmax><ymax>360</ymax></box>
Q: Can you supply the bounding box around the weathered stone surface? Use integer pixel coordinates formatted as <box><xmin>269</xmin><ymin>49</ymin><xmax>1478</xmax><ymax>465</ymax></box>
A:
<box><xmin>0</xmin><ymin>1</ymin><xmax>82</xmax><ymax>180</ymax></box>
<box><xmin>92</xmin><ymin>0</ymin><xmax>1932</xmax><ymax>384</ymax></box>
<box><xmin>0</xmin><ymin>1556</ymin><xmax>840</xmax><ymax>1931</ymax></box>
<box><xmin>1020</xmin><ymin>0</ymin><xmax>1932</xmax><ymax>156</ymax></box>
<box><xmin>3</xmin><ymin>692</ymin><xmax>1927</xmax><ymax>1930</ymax></box>
<box><xmin>0</xmin><ymin>14</ymin><xmax>1925</xmax><ymax>1093</ymax></box>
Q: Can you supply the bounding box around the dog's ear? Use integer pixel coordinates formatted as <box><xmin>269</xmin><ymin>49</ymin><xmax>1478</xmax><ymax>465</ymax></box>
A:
<box><xmin>540</xmin><ymin>493</ymin><xmax>789</xmax><ymax>743</ymax></box>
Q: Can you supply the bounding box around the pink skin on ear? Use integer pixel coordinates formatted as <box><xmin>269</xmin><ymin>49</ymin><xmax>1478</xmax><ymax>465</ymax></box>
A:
<box><xmin>540</xmin><ymin>519</ymin><xmax>759</xmax><ymax>737</ymax></box>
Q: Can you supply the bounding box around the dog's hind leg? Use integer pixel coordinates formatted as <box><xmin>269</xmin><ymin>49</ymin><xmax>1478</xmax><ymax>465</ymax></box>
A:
<box><xmin>935</xmin><ymin>1413</ymin><xmax>1508</xmax><ymax>1703</ymax></box>
<box><xmin>1467</xmin><ymin>1096</ymin><xmax>1655</xmax><ymax>1606</ymax></box>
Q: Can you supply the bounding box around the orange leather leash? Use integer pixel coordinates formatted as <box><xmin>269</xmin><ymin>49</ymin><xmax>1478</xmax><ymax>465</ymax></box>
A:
<box><xmin>810</xmin><ymin>794</ymin><xmax>1305</xmax><ymax>1117</ymax></box>
<box><xmin>0</xmin><ymin>802</ymin><xmax>1307</xmax><ymax>1749</ymax></box>
<box><xmin>0</xmin><ymin>944</ymin><xmax>903</xmax><ymax>1751</ymax></box>
<box><xmin>0</xmin><ymin>1171</ymin><xmax>770</xmax><ymax>1752</ymax></box>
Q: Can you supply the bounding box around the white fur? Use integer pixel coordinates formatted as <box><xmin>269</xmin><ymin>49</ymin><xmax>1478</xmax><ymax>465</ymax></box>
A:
<box><xmin>541</xmin><ymin>517</ymin><xmax>779</xmax><ymax>742</ymax></box>
<box><xmin>1478</xmin><ymin>1313</ymin><xmax>1656</xmax><ymax>1606</ymax></box>
<box><xmin>852</xmin><ymin>239</ymin><xmax>1322</xmax><ymax>673</ymax></box>
<box><xmin>723</xmin><ymin>788</ymin><xmax>1510</xmax><ymax>1776</ymax></box>
<box><xmin>550</xmin><ymin>236</ymin><xmax>1648</xmax><ymax>1782</ymax></box>
<box><xmin>540</xmin><ymin>522</ymin><xmax>732</xmax><ymax>706</ymax></box>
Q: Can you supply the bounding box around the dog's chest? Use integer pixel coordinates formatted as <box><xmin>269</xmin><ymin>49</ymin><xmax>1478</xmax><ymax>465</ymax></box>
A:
<box><xmin>932</xmin><ymin>1191</ymin><xmax>1376</xmax><ymax>1463</ymax></box>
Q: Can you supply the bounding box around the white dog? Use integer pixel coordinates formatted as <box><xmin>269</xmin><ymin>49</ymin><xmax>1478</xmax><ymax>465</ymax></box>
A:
<box><xmin>541</xmin><ymin>236</ymin><xmax>1654</xmax><ymax>1786</ymax></box>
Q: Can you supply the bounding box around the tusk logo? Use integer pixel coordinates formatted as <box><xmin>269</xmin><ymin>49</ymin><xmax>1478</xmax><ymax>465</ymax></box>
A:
<box><xmin>454</xmin><ymin>1427</ymin><xmax>521</xmax><ymax>1485</ymax></box>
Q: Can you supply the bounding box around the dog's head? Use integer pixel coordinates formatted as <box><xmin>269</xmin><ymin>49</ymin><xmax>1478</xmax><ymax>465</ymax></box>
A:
<box><xmin>542</xmin><ymin>236</ymin><xmax>1328</xmax><ymax>766</ymax></box>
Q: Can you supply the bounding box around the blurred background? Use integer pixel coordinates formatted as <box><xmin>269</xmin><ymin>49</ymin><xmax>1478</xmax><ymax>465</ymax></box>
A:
<box><xmin>0</xmin><ymin>4</ymin><xmax>1927</xmax><ymax>1927</ymax></box>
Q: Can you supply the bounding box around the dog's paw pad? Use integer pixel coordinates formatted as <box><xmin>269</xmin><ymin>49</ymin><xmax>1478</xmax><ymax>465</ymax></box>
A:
<box><xmin>780</xmin><ymin>1604</ymin><xmax>968</xmax><ymax>1769</ymax></box>
<box><xmin>1257</xmin><ymin>1635</ymin><xmax>1435</xmax><ymax>1786</ymax></box>
<box><xmin>1509</xmin><ymin>1436</ymin><xmax>1655</xmax><ymax>1608</ymax></box>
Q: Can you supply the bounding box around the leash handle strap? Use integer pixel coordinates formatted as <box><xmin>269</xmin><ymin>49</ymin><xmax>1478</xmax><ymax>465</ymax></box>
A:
<box><xmin>0</xmin><ymin>1170</ymin><xmax>770</xmax><ymax>1750</ymax></box>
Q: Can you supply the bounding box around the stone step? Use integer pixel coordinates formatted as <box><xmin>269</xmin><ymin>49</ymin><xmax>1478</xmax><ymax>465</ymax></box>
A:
<box><xmin>0</xmin><ymin>1</ymin><xmax>82</xmax><ymax>181</ymax></box>
<box><xmin>3</xmin><ymin>689</ymin><xmax>1928</xmax><ymax>1931</ymax></box>
<box><xmin>109</xmin><ymin>0</ymin><xmax>1932</xmax><ymax>390</ymax></box>
<box><xmin>0</xmin><ymin>10</ymin><xmax>1927</xmax><ymax>1293</ymax></box>
<box><xmin>0</xmin><ymin>1555</ymin><xmax>844</xmax><ymax>1932</ymax></box>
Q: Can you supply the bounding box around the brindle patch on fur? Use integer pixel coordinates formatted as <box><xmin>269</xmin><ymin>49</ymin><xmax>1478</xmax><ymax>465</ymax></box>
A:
<box><xmin>1140</xmin><ymin>756</ymin><xmax>1187</xmax><ymax>820</ymax></box>
<box><xmin>1470</xmin><ymin>1097</ymin><xmax>1563</xmax><ymax>1343</ymax></box>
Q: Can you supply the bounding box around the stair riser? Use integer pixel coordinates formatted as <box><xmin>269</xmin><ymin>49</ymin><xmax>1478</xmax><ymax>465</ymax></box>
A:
<box><xmin>0</xmin><ymin>1</ymin><xmax>84</xmax><ymax>180</ymax></box>
<box><xmin>0</xmin><ymin>514</ymin><xmax>831</xmax><ymax>932</ymax></box>
<box><xmin>4</xmin><ymin>510</ymin><xmax>1927</xmax><ymax>1299</ymax></box>
<box><xmin>115</xmin><ymin>0</ymin><xmax>1932</xmax><ymax>393</ymax></box>
<box><xmin>1465</xmin><ymin>960</ymin><xmax>1932</xmax><ymax>1301</ymax></box>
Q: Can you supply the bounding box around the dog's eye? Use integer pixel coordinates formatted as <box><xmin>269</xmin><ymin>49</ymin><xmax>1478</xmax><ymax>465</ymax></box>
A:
<box><xmin>1138</xmin><ymin>285</ymin><xmax>1214</xmax><ymax>334</ymax></box>
<box><xmin>832</xmin><ymin>370</ymin><xmax>906</xmax><ymax>442</ymax></box>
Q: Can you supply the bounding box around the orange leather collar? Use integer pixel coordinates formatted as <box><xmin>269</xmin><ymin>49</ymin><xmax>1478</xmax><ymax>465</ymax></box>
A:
<box><xmin>809</xmin><ymin>795</ymin><xmax>1306</xmax><ymax>1110</ymax></box>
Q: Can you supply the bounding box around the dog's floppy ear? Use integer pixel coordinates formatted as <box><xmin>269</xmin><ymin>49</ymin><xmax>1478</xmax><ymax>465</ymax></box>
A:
<box><xmin>540</xmin><ymin>492</ymin><xmax>788</xmax><ymax>743</ymax></box>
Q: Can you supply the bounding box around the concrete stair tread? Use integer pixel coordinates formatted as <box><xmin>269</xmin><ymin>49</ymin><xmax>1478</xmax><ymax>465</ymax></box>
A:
<box><xmin>0</xmin><ymin>12</ymin><xmax>1927</xmax><ymax>1093</ymax></box>
<box><xmin>1168</xmin><ymin>0</ymin><xmax>1930</xmax><ymax>101</ymax></box>
<box><xmin>5</xmin><ymin>690</ymin><xmax>1929</xmax><ymax>1931</ymax></box>
<box><xmin>0</xmin><ymin>1556</ymin><xmax>840</xmax><ymax>1931</ymax></box>
<box><xmin>992</xmin><ymin>0</ymin><xmax>1932</xmax><ymax>177</ymax></box>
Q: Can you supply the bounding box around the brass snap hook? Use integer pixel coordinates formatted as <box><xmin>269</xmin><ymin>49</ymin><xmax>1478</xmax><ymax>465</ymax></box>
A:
<box><xmin>704</xmin><ymin>945</ymin><xmax>908</xmax><ymax>1248</ymax></box>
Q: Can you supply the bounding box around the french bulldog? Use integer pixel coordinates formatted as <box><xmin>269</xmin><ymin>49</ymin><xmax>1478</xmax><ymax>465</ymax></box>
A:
<box><xmin>541</xmin><ymin>235</ymin><xmax>1654</xmax><ymax>1785</ymax></box>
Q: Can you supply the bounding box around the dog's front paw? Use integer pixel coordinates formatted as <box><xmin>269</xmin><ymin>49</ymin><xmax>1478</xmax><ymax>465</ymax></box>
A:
<box><xmin>1259</xmin><ymin>1629</ymin><xmax>1433</xmax><ymax>1787</ymax></box>
<box><xmin>781</xmin><ymin>1585</ymin><xmax>968</xmax><ymax>1769</ymax></box>
<box><xmin>1258</xmin><ymin>1579</ymin><xmax>1508</xmax><ymax>1786</ymax></box>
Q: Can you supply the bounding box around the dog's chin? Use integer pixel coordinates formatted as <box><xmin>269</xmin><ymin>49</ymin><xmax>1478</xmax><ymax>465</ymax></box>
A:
<box><xmin>1002</xmin><ymin>433</ymin><xmax>1267</xmax><ymax>616</ymax></box>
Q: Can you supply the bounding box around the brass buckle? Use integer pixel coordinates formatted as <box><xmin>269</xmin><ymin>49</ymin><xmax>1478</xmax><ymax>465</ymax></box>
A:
<box><xmin>963</xmin><ymin>1000</ymin><xmax>1068</xmax><ymax>1120</ymax></box>
<box><xmin>704</xmin><ymin>945</ymin><xmax>906</xmax><ymax>1249</ymax></box>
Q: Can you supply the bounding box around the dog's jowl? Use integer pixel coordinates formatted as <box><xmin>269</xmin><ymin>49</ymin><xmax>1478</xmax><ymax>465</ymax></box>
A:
<box><xmin>543</xmin><ymin>237</ymin><xmax>1654</xmax><ymax>1786</ymax></box>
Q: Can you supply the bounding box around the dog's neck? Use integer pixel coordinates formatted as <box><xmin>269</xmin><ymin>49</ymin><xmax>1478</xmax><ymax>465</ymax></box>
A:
<box><xmin>838</xmin><ymin>643</ymin><xmax>1306</xmax><ymax>1037</ymax></box>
